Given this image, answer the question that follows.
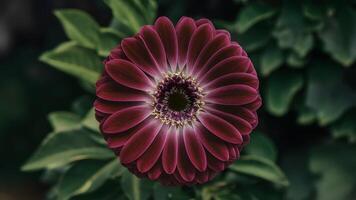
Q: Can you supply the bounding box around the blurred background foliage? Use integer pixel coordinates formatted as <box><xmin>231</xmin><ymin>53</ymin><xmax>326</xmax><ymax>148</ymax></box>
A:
<box><xmin>1</xmin><ymin>0</ymin><xmax>356</xmax><ymax>199</ymax></box>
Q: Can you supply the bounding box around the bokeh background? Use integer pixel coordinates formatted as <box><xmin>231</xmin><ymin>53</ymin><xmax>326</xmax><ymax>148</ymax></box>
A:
<box><xmin>1</xmin><ymin>0</ymin><xmax>356</xmax><ymax>199</ymax></box>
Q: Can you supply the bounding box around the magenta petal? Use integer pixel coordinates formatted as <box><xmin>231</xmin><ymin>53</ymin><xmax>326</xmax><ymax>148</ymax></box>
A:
<box><xmin>198</xmin><ymin>112</ymin><xmax>243</xmax><ymax>144</ymax></box>
<box><xmin>244</xmin><ymin>96</ymin><xmax>262</xmax><ymax>111</ymax></box>
<box><xmin>155</xmin><ymin>17</ymin><xmax>178</xmax><ymax>70</ymax></box>
<box><xmin>120</xmin><ymin>120</ymin><xmax>162</xmax><ymax>164</ymax></box>
<box><xmin>192</xmin><ymin>33</ymin><xmax>230</xmax><ymax>74</ymax></box>
<box><xmin>136</xmin><ymin>126</ymin><xmax>168</xmax><ymax>173</ymax></box>
<box><xmin>195</xmin><ymin>18</ymin><xmax>214</xmax><ymax>27</ymax></box>
<box><xmin>148</xmin><ymin>161</ymin><xmax>163</xmax><ymax>180</ymax></box>
<box><xmin>107</xmin><ymin>131</ymin><xmax>133</xmax><ymax>149</ymax></box>
<box><xmin>204</xmin><ymin>72</ymin><xmax>259</xmax><ymax>90</ymax></box>
<box><xmin>162</xmin><ymin>128</ymin><xmax>179</xmax><ymax>174</ymax></box>
<box><xmin>201</xmin><ymin>56</ymin><xmax>250</xmax><ymax>83</ymax></box>
<box><xmin>207</xmin><ymin>107</ymin><xmax>252</xmax><ymax>136</ymax></box>
<box><xmin>183</xmin><ymin>127</ymin><xmax>207</xmax><ymax>172</ymax></box>
<box><xmin>121</xmin><ymin>37</ymin><xmax>160</xmax><ymax>76</ymax></box>
<box><xmin>94</xmin><ymin>99</ymin><xmax>141</xmax><ymax>114</ymax></box>
<box><xmin>139</xmin><ymin>25</ymin><xmax>168</xmax><ymax>71</ymax></box>
<box><xmin>97</xmin><ymin>82</ymin><xmax>149</xmax><ymax>102</ymax></box>
<box><xmin>207</xmin><ymin>153</ymin><xmax>225</xmax><ymax>172</ymax></box>
<box><xmin>196</xmin><ymin>44</ymin><xmax>242</xmax><ymax>79</ymax></box>
<box><xmin>186</xmin><ymin>24</ymin><xmax>214</xmax><ymax>71</ymax></box>
<box><xmin>196</xmin><ymin>125</ymin><xmax>229</xmax><ymax>161</ymax></box>
<box><xmin>102</xmin><ymin>105</ymin><xmax>151</xmax><ymax>133</ymax></box>
<box><xmin>106</xmin><ymin>59</ymin><xmax>153</xmax><ymax>90</ymax></box>
<box><xmin>177</xmin><ymin>133</ymin><xmax>196</xmax><ymax>182</ymax></box>
<box><xmin>206</xmin><ymin>84</ymin><xmax>258</xmax><ymax>106</ymax></box>
<box><xmin>196</xmin><ymin>172</ymin><xmax>209</xmax><ymax>184</ymax></box>
<box><xmin>176</xmin><ymin>17</ymin><xmax>196</xmax><ymax>68</ymax></box>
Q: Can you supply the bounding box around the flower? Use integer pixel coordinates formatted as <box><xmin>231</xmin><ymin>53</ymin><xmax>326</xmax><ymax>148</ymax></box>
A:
<box><xmin>95</xmin><ymin>16</ymin><xmax>261</xmax><ymax>186</ymax></box>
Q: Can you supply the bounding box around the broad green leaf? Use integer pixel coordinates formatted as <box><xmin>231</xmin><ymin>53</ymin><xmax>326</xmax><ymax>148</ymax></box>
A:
<box><xmin>230</xmin><ymin>156</ymin><xmax>289</xmax><ymax>187</ymax></box>
<box><xmin>302</xmin><ymin>2</ymin><xmax>327</xmax><ymax>21</ymax></box>
<box><xmin>331</xmin><ymin>111</ymin><xmax>356</xmax><ymax>143</ymax></box>
<box><xmin>260</xmin><ymin>43</ymin><xmax>284</xmax><ymax>76</ymax></box>
<box><xmin>266</xmin><ymin>70</ymin><xmax>303</xmax><ymax>116</ymax></box>
<box><xmin>48</xmin><ymin>112</ymin><xmax>81</xmax><ymax>132</ymax></box>
<box><xmin>237</xmin><ymin>23</ymin><xmax>272</xmax><ymax>51</ymax></box>
<box><xmin>82</xmin><ymin>109</ymin><xmax>99</xmax><ymax>133</ymax></box>
<box><xmin>153</xmin><ymin>183</ymin><xmax>190</xmax><ymax>200</ymax></box>
<box><xmin>105</xmin><ymin>0</ymin><xmax>146</xmax><ymax>34</ymax></box>
<box><xmin>318</xmin><ymin>6</ymin><xmax>356</xmax><ymax>66</ymax></box>
<box><xmin>280</xmin><ymin>150</ymin><xmax>313</xmax><ymax>200</ymax></box>
<box><xmin>97</xmin><ymin>28</ymin><xmax>123</xmax><ymax>57</ymax></box>
<box><xmin>57</xmin><ymin>159</ymin><xmax>124</xmax><ymax>200</ymax></box>
<box><xmin>72</xmin><ymin>180</ymin><xmax>124</xmax><ymax>200</ymax></box>
<box><xmin>286</xmin><ymin>51</ymin><xmax>306</xmax><ymax>68</ymax></box>
<box><xmin>40</xmin><ymin>42</ymin><xmax>102</xmax><ymax>85</ymax></box>
<box><xmin>244</xmin><ymin>132</ymin><xmax>277</xmax><ymax>162</ymax></box>
<box><xmin>121</xmin><ymin>171</ymin><xmax>153</xmax><ymax>200</ymax></box>
<box><xmin>306</xmin><ymin>62</ymin><xmax>356</xmax><ymax>125</ymax></box>
<box><xmin>310</xmin><ymin>143</ymin><xmax>356</xmax><ymax>200</ymax></box>
<box><xmin>293</xmin><ymin>33</ymin><xmax>314</xmax><ymax>57</ymax></box>
<box><xmin>236</xmin><ymin>3</ymin><xmax>276</xmax><ymax>33</ymax></box>
<box><xmin>22</xmin><ymin>129</ymin><xmax>114</xmax><ymax>171</ymax></box>
<box><xmin>54</xmin><ymin>9</ymin><xmax>100</xmax><ymax>49</ymax></box>
<box><xmin>296</xmin><ymin>105</ymin><xmax>316</xmax><ymax>125</ymax></box>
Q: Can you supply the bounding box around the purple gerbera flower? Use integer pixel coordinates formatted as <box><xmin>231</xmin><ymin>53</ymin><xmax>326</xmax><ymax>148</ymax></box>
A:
<box><xmin>95</xmin><ymin>16</ymin><xmax>261</xmax><ymax>186</ymax></box>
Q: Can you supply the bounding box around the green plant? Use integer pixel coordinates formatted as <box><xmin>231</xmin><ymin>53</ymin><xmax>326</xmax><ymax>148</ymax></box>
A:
<box><xmin>23</xmin><ymin>0</ymin><xmax>356</xmax><ymax>200</ymax></box>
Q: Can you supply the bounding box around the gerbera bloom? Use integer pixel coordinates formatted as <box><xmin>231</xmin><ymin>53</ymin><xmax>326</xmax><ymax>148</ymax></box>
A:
<box><xmin>95</xmin><ymin>16</ymin><xmax>261</xmax><ymax>186</ymax></box>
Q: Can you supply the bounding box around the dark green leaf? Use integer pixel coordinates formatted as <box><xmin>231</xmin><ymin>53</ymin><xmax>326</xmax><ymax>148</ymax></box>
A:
<box><xmin>54</xmin><ymin>9</ymin><xmax>100</xmax><ymax>49</ymax></box>
<box><xmin>97</xmin><ymin>28</ymin><xmax>123</xmax><ymax>57</ymax></box>
<box><xmin>306</xmin><ymin>62</ymin><xmax>356</xmax><ymax>125</ymax></box>
<box><xmin>153</xmin><ymin>183</ymin><xmax>189</xmax><ymax>200</ymax></box>
<box><xmin>40</xmin><ymin>42</ymin><xmax>102</xmax><ymax>85</ymax></box>
<box><xmin>245</xmin><ymin>132</ymin><xmax>277</xmax><ymax>162</ymax></box>
<box><xmin>266</xmin><ymin>70</ymin><xmax>303</xmax><ymax>116</ymax></box>
<box><xmin>310</xmin><ymin>143</ymin><xmax>356</xmax><ymax>200</ymax></box>
<box><xmin>230</xmin><ymin>156</ymin><xmax>289</xmax><ymax>187</ymax></box>
<box><xmin>57</xmin><ymin>159</ymin><xmax>124</xmax><ymax>200</ymax></box>
<box><xmin>237</xmin><ymin>23</ymin><xmax>271</xmax><ymax>51</ymax></box>
<box><xmin>260</xmin><ymin>43</ymin><xmax>284</xmax><ymax>76</ymax></box>
<box><xmin>237</xmin><ymin>3</ymin><xmax>276</xmax><ymax>33</ymax></box>
<box><xmin>296</xmin><ymin>105</ymin><xmax>316</xmax><ymax>125</ymax></box>
<box><xmin>22</xmin><ymin>129</ymin><xmax>114</xmax><ymax>171</ymax></box>
<box><xmin>331</xmin><ymin>111</ymin><xmax>356</xmax><ymax>143</ymax></box>
<box><xmin>48</xmin><ymin>112</ymin><xmax>81</xmax><ymax>132</ymax></box>
<box><xmin>121</xmin><ymin>171</ymin><xmax>153</xmax><ymax>200</ymax></box>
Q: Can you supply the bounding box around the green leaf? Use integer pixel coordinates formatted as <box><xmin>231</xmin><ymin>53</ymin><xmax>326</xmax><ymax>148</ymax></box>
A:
<box><xmin>57</xmin><ymin>159</ymin><xmax>124</xmax><ymax>200</ymax></box>
<box><xmin>81</xmin><ymin>109</ymin><xmax>99</xmax><ymax>133</ymax></box>
<box><xmin>310</xmin><ymin>143</ymin><xmax>356</xmax><ymax>200</ymax></box>
<box><xmin>54</xmin><ymin>9</ymin><xmax>100</xmax><ymax>49</ymax></box>
<box><xmin>97</xmin><ymin>28</ymin><xmax>123</xmax><ymax>57</ymax></box>
<box><xmin>230</xmin><ymin>156</ymin><xmax>289</xmax><ymax>187</ymax></box>
<box><xmin>293</xmin><ymin>33</ymin><xmax>314</xmax><ymax>57</ymax></box>
<box><xmin>71</xmin><ymin>180</ymin><xmax>124</xmax><ymax>200</ymax></box>
<box><xmin>318</xmin><ymin>6</ymin><xmax>356</xmax><ymax>66</ymax></box>
<box><xmin>244</xmin><ymin>132</ymin><xmax>277</xmax><ymax>162</ymax></box>
<box><xmin>237</xmin><ymin>23</ymin><xmax>272</xmax><ymax>52</ymax></box>
<box><xmin>286</xmin><ymin>51</ymin><xmax>306</xmax><ymax>68</ymax></box>
<box><xmin>104</xmin><ymin>0</ymin><xmax>147</xmax><ymax>34</ymax></box>
<box><xmin>266</xmin><ymin>70</ymin><xmax>303</xmax><ymax>116</ymax></box>
<box><xmin>40</xmin><ymin>42</ymin><xmax>102</xmax><ymax>85</ymax></box>
<box><xmin>306</xmin><ymin>62</ymin><xmax>356</xmax><ymax>125</ymax></box>
<box><xmin>48</xmin><ymin>112</ymin><xmax>81</xmax><ymax>132</ymax></box>
<box><xmin>260</xmin><ymin>43</ymin><xmax>284</xmax><ymax>76</ymax></box>
<box><xmin>121</xmin><ymin>171</ymin><xmax>153</xmax><ymax>200</ymax></box>
<box><xmin>331</xmin><ymin>111</ymin><xmax>356</xmax><ymax>143</ymax></box>
<box><xmin>236</xmin><ymin>3</ymin><xmax>276</xmax><ymax>33</ymax></box>
<box><xmin>22</xmin><ymin>129</ymin><xmax>114</xmax><ymax>171</ymax></box>
<box><xmin>153</xmin><ymin>183</ymin><xmax>190</xmax><ymax>200</ymax></box>
<box><xmin>296</xmin><ymin>105</ymin><xmax>316</xmax><ymax>125</ymax></box>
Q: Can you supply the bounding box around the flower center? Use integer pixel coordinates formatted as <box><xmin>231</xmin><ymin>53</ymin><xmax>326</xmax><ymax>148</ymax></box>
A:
<box><xmin>152</xmin><ymin>72</ymin><xmax>204</xmax><ymax>127</ymax></box>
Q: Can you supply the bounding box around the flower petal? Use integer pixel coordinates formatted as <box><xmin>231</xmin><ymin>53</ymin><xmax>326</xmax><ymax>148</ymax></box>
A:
<box><xmin>177</xmin><ymin>133</ymin><xmax>196</xmax><ymax>182</ymax></box>
<box><xmin>155</xmin><ymin>17</ymin><xmax>178</xmax><ymax>70</ymax></box>
<box><xmin>120</xmin><ymin>120</ymin><xmax>162</xmax><ymax>164</ymax></box>
<box><xmin>200</xmin><ymin>56</ymin><xmax>250</xmax><ymax>84</ymax></box>
<box><xmin>207</xmin><ymin>153</ymin><xmax>225</xmax><ymax>172</ymax></box>
<box><xmin>206</xmin><ymin>84</ymin><xmax>258</xmax><ymax>106</ymax></box>
<box><xmin>139</xmin><ymin>25</ymin><xmax>168</xmax><ymax>71</ymax></box>
<box><xmin>176</xmin><ymin>17</ymin><xmax>196</xmax><ymax>68</ymax></box>
<box><xmin>192</xmin><ymin>33</ymin><xmax>230</xmax><ymax>74</ymax></box>
<box><xmin>204</xmin><ymin>72</ymin><xmax>259</xmax><ymax>90</ymax></box>
<box><xmin>97</xmin><ymin>82</ymin><xmax>150</xmax><ymax>102</ymax></box>
<box><xmin>162</xmin><ymin>128</ymin><xmax>179</xmax><ymax>174</ymax></box>
<box><xmin>102</xmin><ymin>105</ymin><xmax>151</xmax><ymax>133</ymax></box>
<box><xmin>94</xmin><ymin>99</ymin><xmax>141</xmax><ymax>114</ymax></box>
<box><xmin>186</xmin><ymin>24</ymin><xmax>214</xmax><ymax>72</ymax></box>
<box><xmin>198</xmin><ymin>112</ymin><xmax>243</xmax><ymax>144</ymax></box>
<box><xmin>136</xmin><ymin>126</ymin><xmax>168</xmax><ymax>173</ymax></box>
<box><xmin>183</xmin><ymin>127</ymin><xmax>207</xmax><ymax>172</ymax></box>
<box><xmin>106</xmin><ymin>59</ymin><xmax>153</xmax><ymax>91</ymax></box>
<box><xmin>196</xmin><ymin>124</ymin><xmax>229</xmax><ymax>161</ymax></box>
<box><xmin>148</xmin><ymin>161</ymin><xmax>163</xmax><ymax>180</ymax></box>
<box><xmin>121</xmin><ymin>37</ymin><xmax>160</xmax><ymax>76</ymax></box>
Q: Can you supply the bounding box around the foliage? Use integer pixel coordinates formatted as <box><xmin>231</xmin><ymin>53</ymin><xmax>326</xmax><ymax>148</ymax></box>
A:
<box><xmin>23</xmin><ymin>0</ymin><xmax>356</xmax><ymax>199</ymax></box>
